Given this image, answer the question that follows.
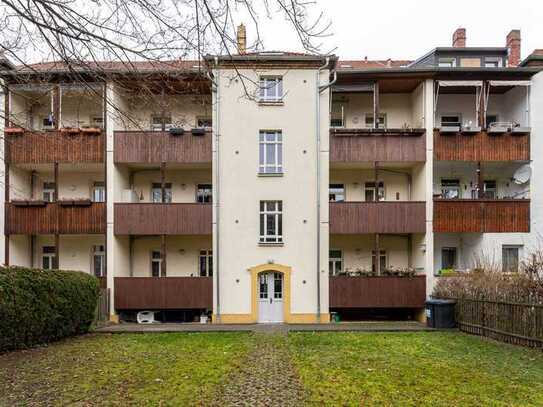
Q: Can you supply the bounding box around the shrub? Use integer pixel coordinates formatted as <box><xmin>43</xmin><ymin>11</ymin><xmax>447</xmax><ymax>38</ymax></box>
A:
<box><xmin>0</xmin><ymin>266</ymin><xmax>100</xmax><ymax>352</ymax></box>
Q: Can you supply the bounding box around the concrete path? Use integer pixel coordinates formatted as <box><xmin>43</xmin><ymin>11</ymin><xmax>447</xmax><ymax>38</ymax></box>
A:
<box><xmin>96</xmin><ymin>320</ymin><xmax>432</xmax><ymax>333</ymax></box>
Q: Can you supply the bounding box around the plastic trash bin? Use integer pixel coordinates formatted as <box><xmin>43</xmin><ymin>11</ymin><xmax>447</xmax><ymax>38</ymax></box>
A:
<box><xmin>425</xmin><ymin>299</ymin><xmax>456</xmax><ymax>328</ymax></box>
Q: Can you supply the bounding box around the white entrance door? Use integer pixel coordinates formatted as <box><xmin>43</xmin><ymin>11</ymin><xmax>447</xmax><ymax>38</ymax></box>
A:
<box><xmin>258</xmin><ymin>272</ymin><xmax>284</xmax><ymax>323</ymax></box>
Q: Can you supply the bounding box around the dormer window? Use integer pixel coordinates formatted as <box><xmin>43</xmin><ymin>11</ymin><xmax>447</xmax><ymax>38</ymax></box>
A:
<box><xmin>485</xmin><ymin>57</ymin><xmax>502</xmax><ymax>68</ymax></box>
<box><xmin>259</xmin><ymin>76</ymin><xmax>283</xmax><ymax>102</ymax></box>
<box><xmin>438</xmin><ymin>58</ymin><xmax>456</xmax><ymax>68</ymax></box>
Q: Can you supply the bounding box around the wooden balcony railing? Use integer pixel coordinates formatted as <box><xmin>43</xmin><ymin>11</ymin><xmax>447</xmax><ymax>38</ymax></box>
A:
<box><xmin>114</xmin><ymin>130</ymin><xmax>212</xmax><ymax>164</ymax></box>
<box><xmin>114</xmin><ymin>203</ymin><xmax>212</xmax><ymax>235</ymax></box>
<box><xmin>329</xmin><ymin>275</ymin><xmax>426</xmax><ymax>308</ymax></box>
<box><xmin>433</xmin><ymin>199</ymin><xmax>530</xmax><ymax>233</ymax></box>
<box><xmin>330</xmin><ymin>128</ymin><xmax>426</xmax><ymax>163</ymax></box>
<box><xmin>114</xmin><ymin>277</ymin><xmax>213</xmax><ymax>310</ymax></box>
<box><xmin>329</xmin><ymin>201</ymin><xmax>426</xmax><ymax>234</ymax></box>
<box><xmin>5</xmin><ymin>202</ymin><xmax>106</xmax><ymax>234</ymax></box>
<box><xmin>5</xmin><ymin>129</ymin><xmax>104</xmax><ymax>164</ymax></box>
<box><xmin>434</xmin><ymin>130</ymin><xmax>529</xmax><ymax>161</ymax></box>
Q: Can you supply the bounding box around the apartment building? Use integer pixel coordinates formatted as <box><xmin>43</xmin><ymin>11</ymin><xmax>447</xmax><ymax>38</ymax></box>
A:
<box><xmin>1</xmin><ymin>27</ymin><xmax>542</xmax><ymax>323</ymax></box>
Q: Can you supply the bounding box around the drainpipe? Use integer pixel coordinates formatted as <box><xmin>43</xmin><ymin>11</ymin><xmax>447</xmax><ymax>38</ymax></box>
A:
<box><xmin>207</xmin><ymin>60</ymin><xmax>221</xmax><ymax>322</ymax></box>
<box><xmin>316</xmin><ymin>58</ymin><xmax>336</xmax><ymax>321</ymax></box>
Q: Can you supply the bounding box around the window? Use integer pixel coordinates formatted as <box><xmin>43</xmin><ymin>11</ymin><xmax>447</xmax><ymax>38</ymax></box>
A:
<box><xmin>42</xmin><ymin>246</ymin><xmax>57</xmax><ymax>270</ymax></box>
<box><xmin>365</xmin><ymin>182</ymin><xmax>385</xmax><ymax>202</ymax></box>
<box><xmin>441</xmin><ymin>247</ymin><xmax>457</xmax><ymax>270</ymax></box>
<box><xmin>372</xmin><ymin>250</ymin><xmax>387</xmax><ymax>273</ymax></box>
<box><xmin>365</xmin><ymin>113</ymin><xmax>386</xmax><ymax>129</ymax></box>
<box><xmin>151</xmin><ymin>250</ymin><xmax>162</xmax><ymax>277</ymax></box>
<box><xmin>441</xmin><ymin>115</ymin><xmax>462</xmax><ymax>128</ymax></box>
<box><xmin>150</xmin><ymin>115</ymin><xmax>173</xmax><ymax>131</ymax></box>
<box><xmin>43</xmin><ymin>182</ymin><xmax>56</xmax><ymax>202</ymax></box>
<box><xmin>259</xmin><ymin>201</ymin><xmax>283</xmax><ymax>244</ymax></box>
<box><xmin>259</xmin><ymin>76</ymin><xmax>283</xmax><ymax>102</ymax></box>
<box><xmin>199</xmin><ymin>250</ymin><xmax>213</xmax><ymax>277</ymax></box>
<box><xmin>441</xmin><ymin>179</ymin><xmax>460</xmax><ymax>199</ymax></box>
<box><xmin>438</xmin><ymin>58</ymin><xmax>456</xmax><ymax>67</ymax></box>
<box><xmin>91</xmin><ymin>116</ymin><xmax>104</xmax><ymax>128</ymax></box>
<box><xmin>259</xmin><ymin>131</ymin><xmax>283</xmax><ymax>174</ymax></box>
<box><xmin>485</xmin><ymin>57</ymin><xmax>502</xmax><ymax>68</ymax></box>
<box><xmin>196</xmin><ymin>184</ymin><xmax>212</xmax><ymax>203</ymax></box>
<box><xmin>483</xmin><ymin>180</ymin><xmax>497</xmax><ymax>199</ymax></box>
<box><xmin>502</xmin><ymin>246</ymin><xmax>521</xmax><ymax>273</ymax></box>
<box><xmin>151</xmin><ymin>183</ymin><xmax>172</xmax><ymax>203</ymax></box>
<box><xmin>486</xmin><ymin>114</ymin><xmax>498</xmax><ymax>127</ymax></box>
<box><xmin>329</xmin><ymin>184</ymin><xmax>345</xmax><ymax>202</ymax></box>
<box><xmin>41</xmin><ymin>115</ymin><xmax>54</xmax><ymax>130</ymax></box>
<box><xmin>196</xmin><ymin>116</ymin><xmax>212</xmax><ymax>128</ymax></box>
<box><xmin>329</xmin><ymin>250</ymin><xmax>343</xmax><ymax>276</ymax></box>
<box><xmin>92</xmin><ymin>245</ymin><xmax>105</xmax><ymax>277</ymax></box>
<box><xmin>92</xmin><ymin>181</ymin><xmax>105</xmax><ymax>202</ymax></box>
<box><xmin>273</xmin><ymin>272</ymin><xmax>283</xmax><ymax>299</ymax></box>
<box><xmin>259</xmin><ymin>274</ymin><xmax>268</xmax><ymax>299</ymax></box>
<box><xmin>330</xmin><ymin>101</ymin><xmax>345</xmax><ymax>127</ymax></box>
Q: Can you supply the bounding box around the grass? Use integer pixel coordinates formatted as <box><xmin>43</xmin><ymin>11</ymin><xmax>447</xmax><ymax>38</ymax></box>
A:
<box><xmin>0</xmin><ymin>332</ymin><xmax>253</xmax><ymax>406</ymax></box>
<box><xmin>287</xmin><ymin>331</ymin><xmax>543</xmax><ymax>406</ymax></box>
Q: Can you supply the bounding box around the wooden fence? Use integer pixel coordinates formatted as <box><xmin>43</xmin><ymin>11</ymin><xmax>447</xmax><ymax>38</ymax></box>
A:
<box><xmin>455</xmin><ymin>298</ymin><xmax>543</xmax><ymax>348</ymax></box>
<box><xmin>95</xmin><ymin>288</ymin><xmax>110</xmax><ymax>323</ymax></box>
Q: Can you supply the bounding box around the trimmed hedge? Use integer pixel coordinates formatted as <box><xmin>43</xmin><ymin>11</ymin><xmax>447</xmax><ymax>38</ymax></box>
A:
<box><xmin>0</xmin><ymin>266</ymin><xmax>99</xmax><ymax>352</ymax></box>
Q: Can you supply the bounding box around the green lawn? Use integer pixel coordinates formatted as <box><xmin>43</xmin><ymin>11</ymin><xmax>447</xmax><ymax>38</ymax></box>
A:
<box><xmin>0</xmin><ymin>332</ymin><xmax>253</xmax><ymax>406</ymax></box>
<box><xmin>288</xmin><ymin>332</ymin><xmax>543</xmax><ymax>406</ymax></box>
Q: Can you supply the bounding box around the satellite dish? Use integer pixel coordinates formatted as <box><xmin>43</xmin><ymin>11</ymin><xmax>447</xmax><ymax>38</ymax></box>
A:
<box><xmin>512</xmin><ymin>165</ymin><xmax>531</xmax><ymax>185</ymax></box>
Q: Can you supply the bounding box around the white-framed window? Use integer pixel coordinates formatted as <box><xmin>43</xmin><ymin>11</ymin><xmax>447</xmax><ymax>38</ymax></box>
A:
<box><xmin>502</xmin><ymin>245</ymin><xmax>522</xmax><ymax>273</ymax></box>
<box><xmin>329</xmin><ymin>184</ymin><xmax>345</xmax><ymax>202</ymax></box>
<box><xmin>199</xmin><ymin>250</ymin><xmax>213</xmax><ymax>277</ymax></box>
<box><xmin>259</xmin><ymin>76</ymin><xmax>283</xmax><ymax>102</ymax></box>
<box><xmin>438</xmin><ymin>58</ymin><xmax>457</xmax><ymax>68</ymax></box>
<box><xmin>365</xmin><ymin>182</ymin><xmax>385</xmax><ymax>202</ymax></box>
<box><xmin>329</xmin><ymin>249</ymin><xmax>343</xmax><ymax>276</ymax></box>
<box><xmin>441</xmin><ymin>247</ymin><xmax>457</xmax><ymax>270</ymax></box>
<box><xmin>92</xmin><ymin>245</ymin><xmax>105</xmax><ymax>277</ymax></box>
<box><xmin>150</xmin><ymin>114</ymin><xmax>173</xmax><ymax>131</ymax></box>
<box><xmin>485</xmin><ymin>57</ymin><xmax>502</xmax><ymax>68</ymax></box>
<box><xmin>273</xmin><ymin>272</ymin><xmax>283</xmax><ymax>299</ymax></box>
<box><xmin>151</xmin><ymin>183</ymin><xmax>172</xmax><ymax>203</ymax></box>
<box><xmin>42</xmin><ymin>246</ymin><xmax>57</xmax><ymax>270</ymax></box>
<box><xmin>92</xmin><ymin>181</ymin><xmax>105</xmax><ymax>202</ymax></box>
<box><xmin>440</xmin><ymin>114</ymin><xmax>462</xmax><ymax>128</ymax></box>
<box><xmin>259</xmin><ymin>201</ymin><xmax>283</xmax><ymax>244</ymax></box>
<box><xmin>151</xmin><ymin>250</ymin><xmax>162</xmax><ymax>277</ymax></box>
<box><xmin>259</xmin><ymin>131</ymin><xmax>283</xmax><ymax>174</ymax></box>
<box><xmin>441</xmin><ymin>179</ymin><xmax>460</xmax><ymax>200</ymax></box>
<box><xmin>43</xmin><ymin>182</ymin><xmax>56</xmax><ymax>202</ymax></box>
<box><xmin>372</xmin><ymin>250</ymin><xmax>387</xmax><ymax>273</ymax></box>
<box><xmin>365</xmin><ymin>113</ymin><xmax>386</xmax><ymax>129</ymax></box>
<box><xmin>196</xmin><ymin>116</ymin><xmax>212</xmax><ymax>128</ymax></box>
<box><xmin>196</xmin><ymin>184</ymin><xmax>212</xmax><ymax>203</ymax></box>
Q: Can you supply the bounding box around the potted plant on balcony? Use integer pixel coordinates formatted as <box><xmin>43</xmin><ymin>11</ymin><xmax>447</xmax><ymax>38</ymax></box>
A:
<box><xmin>60</xmin><ymin>127</ymin><xmax>80</xmax><ymax>135</ymax></box>
<box><xmin>81</xmin><ymin>125</ymin><xmax>102</xmax><ymax>135</ymax></box>
<box><xmin>4</xmin><ymin>127</ymin><xmax>24</xmax><ymax>136</ymax></box>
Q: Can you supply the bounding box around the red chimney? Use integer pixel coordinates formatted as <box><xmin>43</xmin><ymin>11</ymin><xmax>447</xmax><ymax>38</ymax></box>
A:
<box><xmin>506</xmin><ymin>29</ymin><xmax>521</xmax><ymax>67</ymax></box>
<box><xmin>452</xmin><ymin>28</ymin><xmax>466</xmax><ymax>47</ymax></box>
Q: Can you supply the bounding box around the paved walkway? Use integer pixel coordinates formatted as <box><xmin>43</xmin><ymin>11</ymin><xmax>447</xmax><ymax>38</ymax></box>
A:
<box><xmin>96</xmin><ymin>320</ymin><xmax>432</xmax><ymax>333</ymax></box>
<box><xmin>213</xmin><ymin>333</ymin><xmax>305</xmax><ymax>406</ymax></box>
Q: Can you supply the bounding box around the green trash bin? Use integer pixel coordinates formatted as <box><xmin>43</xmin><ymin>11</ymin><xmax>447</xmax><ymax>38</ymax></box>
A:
<box><xmin>331</xmin><ymin>312</ymin><xmax>341</xmax><ymax>323</ymax></box>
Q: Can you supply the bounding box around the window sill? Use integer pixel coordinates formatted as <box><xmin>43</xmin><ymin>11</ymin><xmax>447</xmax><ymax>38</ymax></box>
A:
<box><xmin>257</xmin><ymin>172</ymin><xmax>284</xmax><ymax>178</ymax></box>
<box><xmin>258</xmin><ymin>242</ymin><xmax>284</xmax><ymax>247</ymax></box>
<box><xmin>258</xmin><ymin>100</ymin><xmax>284</xmax><ymax>106</ymax></box>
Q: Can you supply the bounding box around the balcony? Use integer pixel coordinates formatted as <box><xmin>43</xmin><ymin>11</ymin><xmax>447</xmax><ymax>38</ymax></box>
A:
<box><xmin>434</xmin><ymin>130</ymin><xmax>529</xmax><ymax>161</ymax></box>
<box><xmin>114</xmin><ymin>277</ymin><xmax>213</xmax><ymax>310</ymax></box>
<box><xmin>114</xmin><ymin>130</ymin><xmax>212</xmax><ymax>164</ymax></box>
<box><xmin>5</xmin><ymin>201</ymin><xmax>106</xmax><ymax>234</ymax></box>
<box><xmin>330</xmin><ymin>128</ymin><xmax>426</xmax><ymax>163</ymax></box>
<box><xmin>5</xmin><ymin>129</ymin><xmax>104</xmax><ymax>164</ymax></box>
<box><xmin>433</xmin><ymin>199</ymin><xmax>530</xmax><ymax>233</ymax></box>
<box><xmin>329</xmin><ymin>275</ymin><xmax>426</xmax><ymax>308</ymax></box>
<box><xmin>114</xmin><ymin>203</ymin><xmax>212</xmax><ymax>235</ymax></box>
<box><xmin>329</xmin><ymin>201</ymin><xmax>426</xmax><ymax>234</ymax></box>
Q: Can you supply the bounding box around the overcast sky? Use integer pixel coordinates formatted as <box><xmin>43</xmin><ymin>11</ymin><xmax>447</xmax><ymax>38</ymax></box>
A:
<box><xmin>251</xmin><ymin>0</ymin><xmax>543</xmax><ymax>61</ymax></box>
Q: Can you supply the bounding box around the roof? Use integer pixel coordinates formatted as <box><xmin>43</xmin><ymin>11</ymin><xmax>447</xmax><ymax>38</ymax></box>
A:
<box><xmin>520</xmin><ymin>50</ymin><xmax>543</xmax><ymax>67</ymax></box>
<box><xmin>204</xmin><ymin>51</ymin><xmax>337</xmax><ymax>69</ymax></box>
<box><xmin>337</xmin><ymin>59</ymin><xmax>412</xmax><ymax>70</ymax></box>
<box><xmin>409</xmin><ymin>47</ymin><xmax>509</xmax><ymax>68</ymax></box>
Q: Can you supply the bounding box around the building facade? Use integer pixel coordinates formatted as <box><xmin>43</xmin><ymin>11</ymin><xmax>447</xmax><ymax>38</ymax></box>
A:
<box><xmin>1</xmin><ymin>28</ymin><xmax>542</xmax><ymax>323</ymax></box>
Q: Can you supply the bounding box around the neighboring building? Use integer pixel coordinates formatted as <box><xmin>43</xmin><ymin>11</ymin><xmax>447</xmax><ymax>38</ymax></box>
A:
<box><xmin>1</xmin><ymin>27</ymin><xmax>542</xmax><ymax>323</ymax></box>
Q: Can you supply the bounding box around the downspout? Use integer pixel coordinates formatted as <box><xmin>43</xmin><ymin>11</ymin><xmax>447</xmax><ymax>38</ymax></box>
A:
<box><xmin>316</xmin><ymin>58</ymin><xmax>336</xmax><ymax>321</ymax></box>
<box><xmin>207</xmin><ymin>60</ymin><xmax>220</xmax><ymax>322</ymax></box>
